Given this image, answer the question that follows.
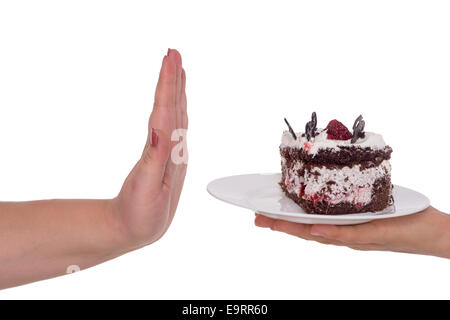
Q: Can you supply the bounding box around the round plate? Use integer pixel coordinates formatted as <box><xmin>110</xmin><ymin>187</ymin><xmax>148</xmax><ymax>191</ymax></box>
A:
<box><xmin>207</xmin><ymin>173</ymin><xmax>430</xmax><ymax>225</ymax></box>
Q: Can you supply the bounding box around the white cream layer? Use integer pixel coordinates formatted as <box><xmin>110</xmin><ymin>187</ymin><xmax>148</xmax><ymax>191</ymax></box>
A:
<box><xmin>281</xmin><ymin>129</ymin><xmax>387</xmax><ymax>156</ymax></box>
<box><xmin>283</xmin><ymin>160</ymin><xmax>391</xmax><ymax>205</ymax></box>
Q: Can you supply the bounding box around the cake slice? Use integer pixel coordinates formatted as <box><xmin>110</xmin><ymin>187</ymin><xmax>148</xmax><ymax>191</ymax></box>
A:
<box><xmin>280</xmin><ymin>113</ymin><xmax>393</xmax><ymax>215</ymax></box>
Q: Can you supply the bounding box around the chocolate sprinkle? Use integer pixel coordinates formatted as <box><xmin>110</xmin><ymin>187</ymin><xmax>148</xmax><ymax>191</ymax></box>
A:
<box><xmin>351</xmin><ymin>114</ymin><xmax>365</xmax><ymax>143</ymax></box>
<box><xmin>284</xmin><ymin>118</ymin><xmax>297</xmax><ymax>140</ymax></box>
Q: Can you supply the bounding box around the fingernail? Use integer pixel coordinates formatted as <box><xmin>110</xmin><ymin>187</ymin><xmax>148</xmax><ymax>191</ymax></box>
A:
<box><xmin>150</xmin><ymin>128</ymin><xmax>159</xmax><ymax>147</ymax></box>
<box><xmin>167</xmin><ymin>48</ymin><xmax>171</xmax><ymax>55</ymax></box>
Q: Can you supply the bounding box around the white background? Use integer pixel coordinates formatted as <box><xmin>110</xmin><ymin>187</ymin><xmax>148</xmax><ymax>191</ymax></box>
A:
<box><xmin>0</xmin><ymin>0</ymin><xmax>449</xmax><ymax>299</ymax></box>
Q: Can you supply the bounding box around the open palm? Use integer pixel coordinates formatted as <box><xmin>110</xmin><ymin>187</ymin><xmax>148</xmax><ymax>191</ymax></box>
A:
<box><xmin>114</xmin><ymin>49</ymin><xmax>188</xmax><ymax>246</ymax></box>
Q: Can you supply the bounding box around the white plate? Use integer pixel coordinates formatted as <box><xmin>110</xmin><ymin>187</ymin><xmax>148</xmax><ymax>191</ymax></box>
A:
<box><xmin>207</xmin><ymin>173</ymin><xmax>430</xmax><ymax>225</ymax></box>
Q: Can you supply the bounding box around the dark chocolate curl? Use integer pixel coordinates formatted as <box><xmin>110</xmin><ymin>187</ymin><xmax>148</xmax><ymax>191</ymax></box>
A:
<box><xmin>284</xmin><ymin>118</ymin><xmax>297</xmax><ymax>140</ymax></box>
<box><xmin>305</xmin><ymin>112</ymin><xmax>318</xmax><ymax>141</ymax></box>
<box><xmin>351</xmin><ymin>114</ymin><xmax>365</xmax><ymax>143</ymax></box>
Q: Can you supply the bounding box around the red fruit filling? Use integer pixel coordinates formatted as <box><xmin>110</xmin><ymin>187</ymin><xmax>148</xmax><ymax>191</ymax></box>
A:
<box><xmin>308</xmin><ymin>193</ymin><xmax>331</xmax><ymax>204</ymax></box>
<box><xmin>298</xmin><ymin>183</ymin><xmax>306</xmax><ymax>197</ymax></box>
<box><xmin>326</xmin><ymin>119</ymin><xmax>352</xmax><ymax>140</ymax></box>
<box><xmin>285</xmin><ymin>175</ymin><xmax>291</xmax><ymax>188</ymax></box>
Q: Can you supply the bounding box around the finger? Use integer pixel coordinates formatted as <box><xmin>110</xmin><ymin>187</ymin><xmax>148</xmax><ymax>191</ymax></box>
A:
<box><xmin>166</xmin><ymin>164</ymin><xmax>187</xmax><ymax>226</ymax></box>
<box><xmin>255</xmin><ymin>215</ymin><xmax>390</xmax><ymax>249</ymax></box>
<box><xmin>255</xmin><ymin>214</ymin><xmax>311</xmax><ymax>237</ymax></box>
<box><xmin>150</xmin><ymin>54</ymin><xmax>177</xmax><ymax>143</ymax></box>
<box><xmin>153</xmin><ymin>54</ymin><xmax>177</xmax><ymax>118</ymax></box>
<box><xmin>180</xmin><ymin>68</ymin><xmax>188</xmax><ymax>129</ymax></box>
<box><xmin>347</xmin><ymin>245</ymin><xmax>387</xmax><ymax>252</ymax></box>
<box><xmin>168</xmin><ymin>68</ymin><xmax>188</xmax><ymax>206</ymax></box>
<box><xmin>162</xmin><ymin>49</ymin><xmax>183</xmax><ymax>188</ymax></box>
<box><xmin>255</xmin><ymin>214</ymin><xmax>312</xmax><ymax>238</ymax></box>
<box><xmin>171</xmin><ymin>49</ymin><xmax>182</xmax><ymax>101</ymax></box>
<box><xmin>140</xmin><ymin>127</ymin><xmax>171</xmax><ymax>191</ymax></box>
<box><xmin>254</xmin><ymin>214</ymin><xmax>345</xmax><ymax>244</ymax></box>
<box><xmin>254</xmin><ymin>214</ymin><xmax>275</xmax><ymax>228</ymax></box>
<box><xmin>166</xmin><ymin>68</ymin><xmax>188</xmax><ymax>226</ymax></box>
<box><xmin>140</xmin><ymin>54</ymin><xmax>176</xmax><ymax>188</ymax></box>
<box><xmin>167</xmin><ymin>49</ymin><xmax>182</xmax><ymax>129</ymax></box>
<box><xmin>168</xmin><ymin>48</ymin><xmax>182</xmax><ymax>70</ymax></box>
<box><xmin>310</xmin><ymin>222</ymin><xmax>382</xmax><ymax>245</ymax></box>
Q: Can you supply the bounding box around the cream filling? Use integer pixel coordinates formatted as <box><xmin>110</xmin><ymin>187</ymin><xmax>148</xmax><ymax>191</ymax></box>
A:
<box><xmin>283</xmin><ymin>160</ymin><xmax>391</xmax><ymax>205</ymax></box>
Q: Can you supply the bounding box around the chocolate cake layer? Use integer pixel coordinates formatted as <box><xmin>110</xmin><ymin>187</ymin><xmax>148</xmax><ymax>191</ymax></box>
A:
<box><xmin>280</xmin><ymin>145</ymin><xmax>393</xmax><ymax>166</ymax></box>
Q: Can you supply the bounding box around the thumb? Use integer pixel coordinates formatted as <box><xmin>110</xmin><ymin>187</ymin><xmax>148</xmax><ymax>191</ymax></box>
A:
<box><xmin>139</xmin><ymin>126</ymin><xmax>171</xmax><ymax>190</ymax></box>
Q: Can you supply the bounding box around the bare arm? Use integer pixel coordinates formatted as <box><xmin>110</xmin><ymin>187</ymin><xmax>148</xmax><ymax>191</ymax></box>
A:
<box><xmin>0</xmin><ymin>199</ymin><xmax>126</xmax><ymax>288</ymax></box>
<box><xmin>0</xmin><ymin>49</ymin><xmax>188</xmax><ymax>289</ymax></box>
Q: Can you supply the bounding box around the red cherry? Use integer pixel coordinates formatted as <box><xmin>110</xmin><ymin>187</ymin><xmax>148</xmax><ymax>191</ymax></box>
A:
<box><xmin>326</xmin><ymin>119</ymin><xmax>352</xmax><ymax>140</ymax></box>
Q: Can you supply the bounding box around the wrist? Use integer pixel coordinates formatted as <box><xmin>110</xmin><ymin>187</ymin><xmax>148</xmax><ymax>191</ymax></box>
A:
<box><xmin>422</xmin><ymin>207</ymin><xmax>450</xmax><ymax>259</ymax></box>
<box><xmin>436</xmin><ymin>210</ymin><xmax>450</xmax><ymax>259</ymax></box>
<box><xmin>104</xmin><ymin>198</ymin><xmax>142</xmax><ymax>254</ymax></box>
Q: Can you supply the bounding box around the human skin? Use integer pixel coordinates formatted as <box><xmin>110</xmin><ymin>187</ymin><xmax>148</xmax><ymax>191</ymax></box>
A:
<box><xmin>255</xmin><ymin>206</ymin><xmax>450</xmax><ymax>259</ymax></box>
<box><xmin>0</xmin><ymin>49</ymin><xmax>187</xmax><ymax>289</ymax></box>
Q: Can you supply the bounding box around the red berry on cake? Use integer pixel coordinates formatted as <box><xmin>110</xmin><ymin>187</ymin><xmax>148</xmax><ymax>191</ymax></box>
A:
<box><xmin>303</xmin><ymin>142</ymin><xmax>312</xmax><ymax>153</ymax></box>
<box><xmin>325</xmin><ymin>119</ymin><xmax>353</xmax><ymax>140</ymax></box>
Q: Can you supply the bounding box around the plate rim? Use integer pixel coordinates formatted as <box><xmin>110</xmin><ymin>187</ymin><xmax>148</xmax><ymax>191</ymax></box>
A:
<box><xmin>207</xmin><ymin>173</ymin><xmax>430</xmax><ymax>221</ymax></box>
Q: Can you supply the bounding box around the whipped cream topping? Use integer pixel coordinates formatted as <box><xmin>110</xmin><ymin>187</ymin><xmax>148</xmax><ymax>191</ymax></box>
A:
<box><xmin>281</xmin><ymin>129</ymin><xmax>387</xmax><ymax>156</ymax></box>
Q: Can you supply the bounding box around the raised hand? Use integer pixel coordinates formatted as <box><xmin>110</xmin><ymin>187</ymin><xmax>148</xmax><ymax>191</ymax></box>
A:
<box><xmin>113</xmin><ymin>49</ymin><xmax>188</xmax><ymax>247</ymax></box>
<box><xmin>0</xmin><ymin>49</ymin><xmax>188</xmax><ymax>289</ymax></box>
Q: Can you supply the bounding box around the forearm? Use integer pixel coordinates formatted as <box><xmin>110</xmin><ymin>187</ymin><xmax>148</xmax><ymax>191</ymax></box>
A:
<box><xmin>0</xmin><ymin>199</ymin><xmax>130</xmax><ymax>289</ymax></box>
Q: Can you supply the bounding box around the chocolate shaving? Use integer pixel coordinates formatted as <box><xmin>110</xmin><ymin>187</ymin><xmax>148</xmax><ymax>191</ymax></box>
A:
<box><xmin>284</xmin><ymin>118</ymin><xmax>297</xmax><ymax>140</ymax></box>
<box><xmin>351</xmin><ymin>114</ymin><xmax>365</xmax><ymax>143</ymax></box>
<box><xmin>305</xmin><ymin>112</ymin><xmax>317</xmax><ymax>141</ymax></box>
